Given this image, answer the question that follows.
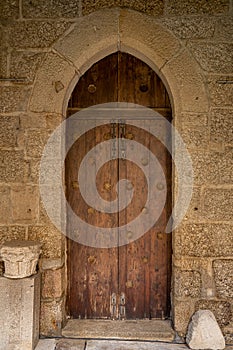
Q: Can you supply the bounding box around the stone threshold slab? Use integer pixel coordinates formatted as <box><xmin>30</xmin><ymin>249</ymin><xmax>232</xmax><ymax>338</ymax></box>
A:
<box><xmin>62</xmin><ymin>319</ymin><xmax>175</xmax><ymax>342</ymax></box>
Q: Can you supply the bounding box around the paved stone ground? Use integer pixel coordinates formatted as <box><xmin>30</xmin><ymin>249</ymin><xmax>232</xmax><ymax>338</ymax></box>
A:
<box><xmin>35</xmin><ymin>339</ymin><xmax>233</xmax><ymax>350</ymax></box>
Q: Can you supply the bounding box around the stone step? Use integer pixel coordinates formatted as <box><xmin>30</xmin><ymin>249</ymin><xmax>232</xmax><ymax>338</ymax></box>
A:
<box><xmin>62</xmin><ymin>319</ymin><xmax>175</xmax><ymax>342</ymax></box>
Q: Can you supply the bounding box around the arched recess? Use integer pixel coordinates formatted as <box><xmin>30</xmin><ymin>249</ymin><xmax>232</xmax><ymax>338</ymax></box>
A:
<box><xmin>28</xmin><ymin>7</ymin><xmax>209</xmax><ymax>332</ymax></box>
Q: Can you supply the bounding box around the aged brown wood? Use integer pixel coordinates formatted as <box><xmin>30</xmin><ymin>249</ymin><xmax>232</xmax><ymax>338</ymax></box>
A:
<box><xmin>66</xmin><ymin>52</ymin><xmax>172</xmax><ymax>319</ymax></box>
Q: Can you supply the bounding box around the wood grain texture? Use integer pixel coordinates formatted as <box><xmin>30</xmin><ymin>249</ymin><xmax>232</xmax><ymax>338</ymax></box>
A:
<box><xmin>66</xmin><ymin>52</ymin><xmax>172</xmax><ymax>319</ymax></box>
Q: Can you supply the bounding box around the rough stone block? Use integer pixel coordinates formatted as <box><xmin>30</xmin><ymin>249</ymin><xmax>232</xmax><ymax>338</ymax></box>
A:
<box><xmin>119</xmin><ymin>9</ymin><xmax>180</xmax><ymax>70</ymax></box>
<box><xmin>210</xmin><ymin>108</ymin><xmax>233</xmax><ymax>144</ymax></box>
<box><xmin>203</xmin><ymin>188</ymin><xmax>233</xmax><ymax>221</ymax></box>
<box><xmin>39</xmin><ymin>257</ymin><xmax>64</xmax><ymax>271</ymax></box>
<box><xmin>161</xmin><ymin>17</ymin><xmax>215</xmax><ymax>39</ymax></box>
<box><xmin>8</xmin><ymin>21</ymin><xmax>71</xmax><ymax>49</ymax></box>
<box><xmin>207</xmin><ymin>75</ymin><xmax>233</xmax><ymax>107</ymax></box>
<box><xmin>173</xmin><ymin>300</ymin><xmax>195</xmax><ymax>336</ymax></box>
<box><xmin>0</xmin><ymin>28</ymin><xmax>8</xmax><ymax>78</ymax></box>
<box><xmin>0</xmin><ymin>0</ymin><xmax>19</xmax><ymax>20</ymax></box>
<box><xmin>183</xmin><ymin>186</ymin><xmax>202</xmax><ymax>221</ymax></box>
<box><xmin>22</xmin><ymin>0</ymin><xmax>80</xmax><ymax>18</ymax></box>
<box><xmin>40</xmin><ymin>298</ymin><xmax>65</xmax><ymax>337</ymax></box>
<box><xmin>42</xmin><ymin>266</ymin><xmax>65</xmax><ymax>299</ymax></box>
<box><xmin>188</xmin><ymin>42</ymin><xmax>233</xmax><ymax>74</ymax></box>
<box><xmin>35</xmin><ymin>339</ymin><xmax>56</xmax><ymax>350</ymax></box>
<box><xmin>10</xmin><ymin>51</ymin><xmax>45</xmax><ymax>84</ymax></box>
<box><xmin>0</xmin><ymin>186</ymin><xmax>11</xmax><ymax>224</ymax></box>
<box><xmin>11</xmin><ymin>185</ymin><xmax>39</xmax><ymax>224</ymax></box>
<box><xmin>162</xmin><ymin>50</ymin><xmax>209</xmax><ymax>113</ymax></box>
<box><xmin>176</xmin><ymin>223</ymin><xmax>233</xmax><ymax>257</ymax></box>
<box><xmin>215</xmin><ymin>16</ymin><xmax>233</xmax><ymax>40</ymax></box>
<box><xmin>181</xmin><ymin>125</ymin><xmax>208</xmax><ymax>149</ymax></box>
<box><xmin>0</xmin><ymin>273</ymin><xmax>40</xmax><ymax>350</ymax></box>
<box><xmin>174</xmin><ymin>269</ymin><xmax>201</xmax><ymax>298</ymax></box>
<box><xmin>20</xmin><ymin>113</ymin><xmax>47</xmax><ymax>129</ymax></box>
<box><xmin>195</xmin><ymin>300</ymin><xmax>232</xmax><ymax>327</ymax></box>
<box><xmin>26</xmin><ymin>129</ymin><xmax>49</xmax><ymax>158</ymax></box>
<box><xmin>0</xmin><ymin>226</ymin><xmax>26</xmax><ymax>246</ymax></box>
<box><xmin>0</xmin><ymin>115</ymin><xmax>19</xmax><ymax>148</ymax></box>
<box><xmin>0</xmin><ymin>86</ymin><xmax>31</xmax><ymax>113</ymax></box>
<box><xmin>56</xmin><ymin>339</ymin><xmax>86</xmax><ymax>349</ymax></box>
<box><xmin>190</xmin><ymin>148</ymin><xmax>233</xmax><ymax>185</ymax></box>
<box><xmin>186</xmin><ymin>310</ymin><xmax>225</xmax><ymax>350</ymax></box>
<box><xmin>166</xmin><ymin>0</ymin><xmax>229</xmax><ymax>15</ymax></box>
<box><xmin>82</xmin><ymin>0</ymin><xmax>164</xmax><ymax>16</ymax></box>
<box><xmin>26</xmin><ymin>158</ymin><xmax>40</xmax><ymax>183</ymax></box>
<box><xmin>213</xmin><ymin>260</ymin><xmax>233</xmax><ymax>298</ymax></box>
<box><xmin>29</xmin><ymin>52</ymin><xmax>77</xmax><ymax>113</ymax></box>
<box><xmin>0</xmin><ymin>150</ymin><xmax>25</xmax><ymax>183</ymax></box>
<box><xmin>28</xmin><ymin>225</ymin><xmax>65</xmax><ymax>258</ymax></box>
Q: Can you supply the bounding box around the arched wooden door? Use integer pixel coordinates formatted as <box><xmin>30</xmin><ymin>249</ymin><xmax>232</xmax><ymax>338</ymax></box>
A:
<box><xmin>66</xmin><ymin>52</ymin><xmax>172</xmax><ymax>320</ymax></box>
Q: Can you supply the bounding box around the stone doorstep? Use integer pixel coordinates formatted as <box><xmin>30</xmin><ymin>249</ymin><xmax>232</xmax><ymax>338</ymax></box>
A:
<box><xmin>62</xmin><ymin>319</ymin><xmax>175</xmax><ymax>342</ymax></box>
<box><xmin>35</xmin><ymin>339</ymin><xmax>233</xmax><ymax>350</ymax></box>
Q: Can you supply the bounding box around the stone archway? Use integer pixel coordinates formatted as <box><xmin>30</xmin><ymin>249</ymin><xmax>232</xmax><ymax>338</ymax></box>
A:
<box><xmin>28</xmin><ymin>8</ymin><xmax>209</xmax><ymax>336</ymax></box>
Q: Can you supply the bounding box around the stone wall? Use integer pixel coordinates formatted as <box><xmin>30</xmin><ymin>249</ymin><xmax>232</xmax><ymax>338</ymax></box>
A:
<box><xmin>0</xmin><ymin>0</ymin><xmax>232</xmax><ymax>342</ymax></box>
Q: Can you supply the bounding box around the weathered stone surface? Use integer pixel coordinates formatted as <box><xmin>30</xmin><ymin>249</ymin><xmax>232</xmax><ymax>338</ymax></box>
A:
<box><xmin>28</xmin><ymin>225</ymin><xmax>65</xmax><ymax>258</ymax></box>
<box><xmin>0</xmin><ymin>27</ymin><xmax>8</xmax><ymax>78</ymax></box>
<box><xmin>82</xmin><ymin>0</ymin><xmax>164</xmax><ymax>16</ymax></box>
<box><xmin>39</xmin><ymin>257</ymin><xmax>64</xmax><ymax>271</ymax></box>
<box><xmin>26</xmin><ymin>129</ymin><xmax>49</xmax><ymax>158</ymax></box>
<box><xmin>190</xmin><ymin>148</ymin><xmax>233</xmax><ymax>185</ymax></box>
<box><xmin>203</xmin><ymin>188</ymin><xmax>233</xmax><ymax>221</ymax></box>
<box><xmin>86</xmin><ymin>340</ymin><xmax>188</xmax><ymax>350</ymax></box>
<box><xmin>0</xmin><ymin>226</ymin><xmax>26</xmax><ymax>245</ymax></box>
<box><xmin>215</xmin><ymin>16</ymin><xmax>233</xmax><ymax>40</ymax></box>
<box><xmin>162</xmin><ymin>50</ymin><xmax>209</xmax><ymax>113</ymax></box>
<box><xmin>54</xmin><ymin>9</ymin><xmax>119</xmax><ymax>75</ymax></box>
<box><xmin>0</xmin><ymin>86</ymin><xmax>31</xmax><ymax>113</ymax></box>
<box><xmin>0</xmin><ymin>274</ymin><xmax>40</xmax><ymax>350</ymax></box>
<box><xmin>62</xmin><ymin>319</ymin><xmax>175</xmax><ymax>341</ymax></box>
<box><xmin>40</xmin><ymin>298</ymin><xmax>65</xmax><ymax>336</ymax></box>
<box><xmin>120</xmin><ymin>10</ymin><xmax>180</xmax><ymax>70</ymax></box>
<box><xmin>56</xmin><ymin>338</ymin><xmax>86</xmax><ymax>350</ymax></box>
<box><xmin>8</xmin><ymin>21</ymin><xmax>71</xmax><ymax>48</ymax></box>
<box><xmin>174</xmin><ymin>270</ymin><xmax>201</xmax><ymax>298</ymax></box>
<box><xmin>0</xmin><ymin>150</ymin><xmax>25</xmax><ymax>182</ymax></box>
<box><xmin>11</xmin><ymin>185</ymin><xmax>39</xmax><ymax>223</ymax></box>
<box><xmin>20</xmin><ymin>113</ymin><xmax>47</xmax><ymax>129</ymax></box>
<box><xmin>35</xmin><ymin>338</ymin><xmax>56</xmax><ymax>350</ymax></box>
<box><xmin>0</xmin><ymin>115</ymin><xmax>19</xmax><ymax>148</ymax></box>
<box><xmin>0</xmin><ymin>0</ymin><xmax>19</xmax><ymax>20</ymax></box>
<box><xmin>181</xmin><ymin>113</ymin><xmax>208</xmax><ymax>126</ymax></box>
<box><xmin>161</xmin><ymin>17</ymin><xmax>215</xmax><ymax>39</ymax></box>
<box><xmin>186</xmin><ymin>310</ymin><xmax>225</xmax><ymax>350</ymax></box>
<box><xmin>210</xmin><ymin>108</ymin><xmax>233</xmax><ymax>144</ymax></box>
<box><xmin>208</xmin><ymin>75</ymin><xmax>233</xmax><ymax>107</ymax></box>
<box><xmin>30</xmin><ymin>52</ymin><xmax>77</xmax><ymax>113</ymax></box>
<box><xmin>42</xmin><ymin>266</ymin><xmax>65</xmax><ymax>299</ymax></box>
<box><xmin>0</xmin><ymin>240</ymin><xmax>41</xmax><ymax>278</ymax></box>
<box><xmin>213</xmin><ymin>260</ymin><xmax>233</xmax><ymax>298</ymax></box>
<box><xmin>46</xmin><ymin>113</ymin><xmax>63</xmax><ymax>129</ymax></box>
<box><xmin>166</xmin><ymin>0</ymin><xmax>229</xmax><ymax>15</ymax></box>
<box><xmin>22</xmin><ymin>0</ymin><xmax>80</xmax><ymax>18</ymax></box>
<box><xmin>195</xmin><ymin>300</ymin><xmax>232</xmax><ymax>327</ymax></box>
<box><xmin>0</xmin><ymin>186</ymin><xmax>11</xmax><ymax>224</ymax></box>
<box><xmin>10</xmin><ymin>51</ymin><xmax>45</xmax><ymax>83</ymax></box>
<box><xmin>173</xmin><ymin>300</ymin><xmax>195</xmax><ymax>336</ymax></box>
<box><xmin>188</xmin><ymin>43</ymin><xmax>233</xmax><ymax>74</ymax></box>
<box><xmin>26</xmin><ymin>158</ymin><xmax>40</xmax><ymax>183</ymax></box>
<box><xmin>183</xmin><ymin>186</ymin><xmax>202</xmax><ymax>221</ymax></box>
<box><xmin>176</xmin><ymin>223</ymin><xmax>233</xmax><ymax>257</ymax></box>
<box><xmin>181</xmin><ymin>125</ymin><xmax>208</xmax><ymax>149</ymax></box>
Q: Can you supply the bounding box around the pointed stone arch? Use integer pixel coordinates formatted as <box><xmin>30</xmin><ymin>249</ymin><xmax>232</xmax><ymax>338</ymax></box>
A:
<box><xmin>28</xmin><ymin>8</ymin><xmax>209</xmax><ymax>335</ymax></box>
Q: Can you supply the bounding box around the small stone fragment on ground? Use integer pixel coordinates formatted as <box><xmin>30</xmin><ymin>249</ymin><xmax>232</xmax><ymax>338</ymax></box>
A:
<box><xmin>186</xmin><ymin>310</ymin><xmax>225</xmax><ymax>350</ymax></box>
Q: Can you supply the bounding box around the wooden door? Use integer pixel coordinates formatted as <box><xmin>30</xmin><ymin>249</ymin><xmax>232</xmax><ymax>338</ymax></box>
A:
<box><xmin>66</xmin><ymin>52</ymin><xmax>172</xmax><ymax>319</ymax></box>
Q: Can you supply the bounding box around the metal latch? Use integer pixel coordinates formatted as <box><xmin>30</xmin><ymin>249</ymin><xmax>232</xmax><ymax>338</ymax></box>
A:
<box><xmin>110</xmin><ymin>293</ymin><xmax>117</xmax><ymax>319</ymax></box>
<box><xmin>119</xmin><ymin>292</ymin><xmax>126</xmax><ymax>319</ymax></box>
